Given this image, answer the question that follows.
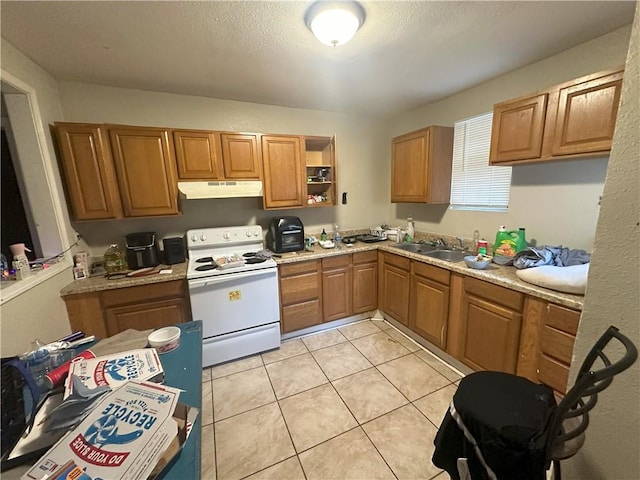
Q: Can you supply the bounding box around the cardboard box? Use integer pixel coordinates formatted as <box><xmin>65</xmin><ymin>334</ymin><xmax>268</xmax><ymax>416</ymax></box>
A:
<box><xmin>22</xmin><ymin>381</ymin><xmax>198</xmax><ymax>480</ymax></box>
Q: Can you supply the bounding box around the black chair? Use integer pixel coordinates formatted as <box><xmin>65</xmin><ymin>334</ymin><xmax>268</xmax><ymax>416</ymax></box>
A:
<box><xmin>432</xmin><ymin>325</ymin><xmax>638</xmax><ymax>480</ymax></box>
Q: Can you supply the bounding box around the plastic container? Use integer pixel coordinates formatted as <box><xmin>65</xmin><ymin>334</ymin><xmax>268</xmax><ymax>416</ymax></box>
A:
<box><xmin>104</xmin><ymin>243</ymin><xmax>128</xmax><ymax>275</ymax></box>
<box><xmin>477</xmin><ymin>240</ymin><xmax>488</xmax><ymax>255</ymax></box>
<box><xmin>493</xmin><ymin>227</ymin><xmax>520</xmax><ymax>258</ymax></box>
<box><xmin>148</xmin><ymin>326</ymin><xmax>181</xmax><ymax>354</ymax></box>
<box><xmin>405</xmin><ymin>217</ymin><xmax>415</xmax><ymax>243</ymax></box>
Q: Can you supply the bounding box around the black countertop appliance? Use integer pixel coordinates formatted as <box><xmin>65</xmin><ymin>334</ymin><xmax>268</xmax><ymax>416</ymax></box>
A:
<box><xmin>125</xmin><ymin>232</ymin><xmax>160</xmax><ymax>269</ymax></box>
<box><xmin>267</xmin><ymin>216</ymin><xmax>304</xmax><ymax>253</ymax></box>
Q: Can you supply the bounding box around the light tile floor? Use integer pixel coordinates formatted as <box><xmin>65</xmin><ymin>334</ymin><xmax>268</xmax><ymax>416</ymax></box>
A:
<box><xmin>201</xmin><ymin>319</ymin><xmax>463</xmax><ymax>480</ymax></box>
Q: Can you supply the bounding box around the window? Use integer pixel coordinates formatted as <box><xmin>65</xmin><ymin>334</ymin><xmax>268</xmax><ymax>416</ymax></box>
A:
<box><xmin>449</xmin><ymin>111</ymin><xmax>512</xmax><ymax>212</ymax></box>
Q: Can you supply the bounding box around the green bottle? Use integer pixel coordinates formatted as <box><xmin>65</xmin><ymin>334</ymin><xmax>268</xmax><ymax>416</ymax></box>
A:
<box><xmin>320</xmin><ymin>229</ymin><xmax>327</xmax><ymax>241</ymax></box>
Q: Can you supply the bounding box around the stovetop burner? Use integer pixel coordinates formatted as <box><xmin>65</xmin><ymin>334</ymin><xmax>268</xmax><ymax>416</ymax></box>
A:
<box><xmin>242</xmin><ymin>252</ymin><xmax>257</xmax><ymax>258</ymax></box>
<box><xmin>195</xmin><ymin>264</ymin><xmax>217</xmax><ymax>271</ymax></box>
<box><xmin>196</xmin><ymin>257</ymin><xmax>214</xmax><ymax>263</ymax></box>
<box><xmin>245</xmin><ymin>257</ymin><xmax>266</xmax><ymax>264</ymax></box>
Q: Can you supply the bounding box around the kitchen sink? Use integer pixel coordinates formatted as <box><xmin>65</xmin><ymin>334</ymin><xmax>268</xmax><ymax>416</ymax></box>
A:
<box><xmin>393</xmin><ymin>243</ymin><xmax>437</xmax><ymax>253</ymax></box>
<box><xmin>422</xmin><ymin>249</ymin><xmax>469</xmax><ymax>262</ymax></box>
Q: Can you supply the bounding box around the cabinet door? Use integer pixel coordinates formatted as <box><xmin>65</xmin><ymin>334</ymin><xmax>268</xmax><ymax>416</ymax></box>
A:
<box><xmin>410</xmin><ymin>275</ymin><xmax>449</xmax><ymax>349</ymax></box>
<box><xmin>322</xmin><ymin>265</ymin><xmax>352</xmax><ymax>322</ymax></box>
<box><xmin>353</xmin><ymin>261</ymin><xmax>378</xmax><ymax>313</ymax></box>
<box><xmin>381</xmin><ymin>263</ymin><xmax>410</xmax><ymax>326</ymax></box>
<box><xmin>109</xmin><ymin>126</ymin><xmax>179</xmax><ymax>217</ymax></box>
<box><xmin>489</xmin><ymin>93</ymin><xmax>548</xmax><ymax>163</ymax></box>
<box><xmin>262</xmin><ymin>135</ymin><xmax>305</xmax><ymax>209</ymax></box>
<box><xmin>220</xmin><ymin>133</ymin><xmax>261</xmax><ymax>179</ymax></box>
<box><xmin>551</xmin><ymin>70</ymin><xmax>623</xmax><ymax>156</ymax></box>
<box><xmin>391</xmin><ymin>127</ymin><xmax>453</xmax><ymax>204</ymax></box>
<box><xmin>461</xmin><ymin>295</ymin><xmax>522</xmax><ymax>373</ymax></box>
<box><xmin>173</xmin><ymin>130</ymin><xmax>224</xmax><ymax>180</ymax></box>
<box><xmin>54</xmin><ymin>123</ymin><xmax>123</xmax><ymax>220</ymax></box>
<box><xmin>391</xmin><ymin>128</ymin><xmax>429</xmax><ymax>203</ymax></box>
<box><xmin>104</xmin><ymin>297</ymin><xmax>189</xmax><ymax>336</ymax></box>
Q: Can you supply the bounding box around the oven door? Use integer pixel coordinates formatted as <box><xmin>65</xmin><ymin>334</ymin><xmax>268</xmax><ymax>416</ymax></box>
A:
<box><xmin>188</xmin><ymin>267</ymin><xmax>280</xmax><ymax>339</ymax></box>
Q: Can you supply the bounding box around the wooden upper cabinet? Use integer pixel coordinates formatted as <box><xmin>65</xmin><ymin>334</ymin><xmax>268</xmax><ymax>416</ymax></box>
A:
<box><xmin>173</xmin><ymin>130</ymin><xmax>224</xmax><ymax>179</ymax></box>
<box><xmin>261</xmin><ymin>135</ymin><xmax>306</xmax><ymax>209</ymax></box>
<box><xmin>54</xmin><ymin>122</ymin><xmax>123</xmax><ymax>220</ymax></box>
<box><xmin>108</xmin><ymin>126</ymin><xmax>179</xmax><ymax>217</ymax></box>
<box><xmin>220</xmin><ymin>133</ymin><xmax>262</xmax><ymax>179</ymax></box>
<box><xmin>490</xmin><ymin>67</ymin><xmax>624</xmax><ymax>166</ymax></box>
<box><xmin>551</xmin><ymin>70</ymin><xmax>623</xmax><ymax>156</ymax></box>
<box><xmin>489</xmin><ymin>93</ymin><xmax>548</xmax><ymax>163</ymax></box>
<box><xmin>391</xmin><ymin>126</ymin><xmax>453</xmax><ymax>203</ymax></box>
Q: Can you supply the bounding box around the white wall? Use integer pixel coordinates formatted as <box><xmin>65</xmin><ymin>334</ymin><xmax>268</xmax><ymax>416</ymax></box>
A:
<box><xmin>0</xmin><ymin>39</ymin><xmax>75</xmax><ymax>355</ymax></box>
<box><xmin>388</xmin><ymin>25</ymin><xmax>632</xmax><ymax>251</ymax></box>
<box><xmin>565</xmin><ymin>3</ymin><xmax>639</xmax><ymax>478</ymax></box>
<box><xmin>56</xmin><ymin>83</ymin><xmax>390</xmax><ymax>256</ymax></box>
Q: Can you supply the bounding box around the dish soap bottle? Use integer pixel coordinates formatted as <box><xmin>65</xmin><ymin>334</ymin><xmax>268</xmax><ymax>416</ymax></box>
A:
<box><xmin>405</xmin><ymin>216</ymin><xmax>415</xmax><ymax>243</ymax></box>
<box><xmin>320</xmin><ymin>229</ymin><xmax>327</xmax><ymax>242</ymax></box>
<box><xmin>104</xmin><ymin>243</ymin><xmax>128</xmax><ymax>275</ymax></box>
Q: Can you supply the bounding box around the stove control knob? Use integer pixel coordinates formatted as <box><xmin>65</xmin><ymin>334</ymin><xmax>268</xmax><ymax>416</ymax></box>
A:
<box><xmin>223</xmin><ymin>232</ymin><xmax>230</xmax><ymax>240</ymax></box>
<box><xmin>253</xmin><ymin>230</ymin><xmax>260</xmax><ymax>237</ymax></box>
<box><xmin>200</xmin><ymin>234</ymin><xmax>207</xmax><ymax>241</ymax></box>
<box><xmin>191</xmin><ymin>235</ymin><xmax>198</xmax><ymax>242</ymax></box>
<box><xmin>246</xmin><ymin>231</ymin><xmax>252</xmax><ymax>237</ymax></box>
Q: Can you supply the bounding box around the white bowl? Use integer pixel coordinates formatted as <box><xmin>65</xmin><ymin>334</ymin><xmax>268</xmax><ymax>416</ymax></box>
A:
<box><xmin>148</xmin><ymin>326</ymin><xmax>181</xmax><ymax>354</ymax></box>
<box><xmin>464</xmin><ymin>255</ymin><xmax>492</xmax><ymax>270</ymax></box>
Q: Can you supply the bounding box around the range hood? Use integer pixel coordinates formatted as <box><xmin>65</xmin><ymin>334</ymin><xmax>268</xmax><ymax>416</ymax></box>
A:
<box><xmin>178</xmin><ymin>181</ymin><xmax>263</xmax><ymax>199</ymax></box>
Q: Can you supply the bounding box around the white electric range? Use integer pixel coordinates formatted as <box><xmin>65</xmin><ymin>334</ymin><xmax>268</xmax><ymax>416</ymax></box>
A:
<box><xmin>186</xmin><ymin>225</ymin><xmax>281</xmax><ymax>367</ymax></box>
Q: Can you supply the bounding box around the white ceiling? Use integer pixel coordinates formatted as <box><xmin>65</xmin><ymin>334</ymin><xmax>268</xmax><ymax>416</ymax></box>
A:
<box><xmin>1</xmin><ymin>1</ymin><xmax>636</xmax><ymax>118</ymax></box>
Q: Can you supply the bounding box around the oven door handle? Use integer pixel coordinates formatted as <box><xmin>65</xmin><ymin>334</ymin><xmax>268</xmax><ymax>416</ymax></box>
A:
<box><xmin>188</xmin><ymin>268</ymin><xmax>276</xmax><ymax>288</ymax></box>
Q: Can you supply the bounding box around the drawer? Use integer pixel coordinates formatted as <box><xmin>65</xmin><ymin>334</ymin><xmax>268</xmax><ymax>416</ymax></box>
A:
<box><xmin>279</xmin><ymin>260</ymin><xmax>320</xmax><ymax>277</ymax></box>
<box><xmin>413</xmin><ymin>261</ymin><xmax>450</xmax><ymax>285</ymax></box>
<box><xmin>546</xmin><ymin>304</ymin><xmax>580</xmax><ymax>335</ymax></box>
<box><xmin>102</xmin><ymin>280</ymin><xmax>186</xmax><ymax>307</ymax></box>
<box><xmin>280</xmin><ymin>272</ymin><xmax>321</xmax><ymax>305</ymax></box>
<box><xmin>539</xmin><ymin>353</ymin><xmax>570</xmax><ymax>393</ymax></box>
<box><xmin>541</xmin><ymin>325</ymin><xmax>575</xmax><ymax>364</ymax></box>
<box><xmin>322</xmin><ymin>254</ymin><xmax>351</xmax><ymax>270</ymax></box>
<box><xmin>383</xmin><ymin>252</ymin><xmax>411</xmax><ymax>271</ymax></box>
<box><xmin>353</xmin><ymin>250</ymin><xmax>377</xmax><ymax>264</ymax></box>
<box><xmin>282</xmin><ymin>299</ymin><xmax>322</xmax><ymax>333</ymax></box>
<box><xmin>465</xmin><ymin>277</ymin><xmax>523</xmax><ymax>312</ymax></box>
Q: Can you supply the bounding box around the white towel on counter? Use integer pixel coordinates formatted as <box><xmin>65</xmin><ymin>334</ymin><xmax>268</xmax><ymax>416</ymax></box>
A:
<box><xmin>515</xmin><ymin>263</ymin><xmax>589</xmax><ymax>295</ymax></box>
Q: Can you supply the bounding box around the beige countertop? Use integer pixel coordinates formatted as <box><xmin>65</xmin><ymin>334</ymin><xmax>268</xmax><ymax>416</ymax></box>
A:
<box><xmin>59</xmin><ymin>262</ymin><xmax>188</xmax><ymax>297</ymax></box>
<box><xmin>59</xmin><ymin>243</ymin><xmax>584</xmax><ymax>310</ymax></box>
<box><xmin>275</xmin><ymin>241</ymin><xmax>585</xmax><ymax>310</ymax></box>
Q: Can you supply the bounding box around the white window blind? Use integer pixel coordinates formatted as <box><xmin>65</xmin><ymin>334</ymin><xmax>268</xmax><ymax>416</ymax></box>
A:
<box><xmin>450</xmin><ymin>111</ymin><xmax>512</xmax><ymax>212</ymax></box>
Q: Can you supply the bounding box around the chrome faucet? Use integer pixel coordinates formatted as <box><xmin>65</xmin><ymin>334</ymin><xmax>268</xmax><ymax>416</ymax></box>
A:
<box><xmin>436</xmin><ymin>238</ymin><xmax>447</xmax><ymax>248</ymax></box>
<box><xmin>455</xmin><ymin>236</ymin><xmax>465</xmax><ymax>250</ymax></box>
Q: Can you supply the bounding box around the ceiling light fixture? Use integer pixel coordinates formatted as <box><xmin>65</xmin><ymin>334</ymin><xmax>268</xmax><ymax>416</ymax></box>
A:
<box><xmin>305</xmin><ymin>1</ymin><xmax>366</xmax><ymax>47</ymax></box>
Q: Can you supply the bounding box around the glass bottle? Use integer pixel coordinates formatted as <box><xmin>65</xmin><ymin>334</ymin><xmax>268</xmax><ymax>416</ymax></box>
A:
<box><xmin>104</xmin><ymin>243</ymin><xmax>128</xmax><ymax>275</ymax></box>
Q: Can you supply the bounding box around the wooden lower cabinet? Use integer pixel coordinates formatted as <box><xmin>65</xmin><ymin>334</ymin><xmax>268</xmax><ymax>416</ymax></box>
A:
<box><xmin>322</xmin><ymin>255</ymin><xmax>352</xmax><ymax>322</ymax></box>
<box><xmin>458</xmin><ymin>277</ymin><xmax>524</xmax><ymax>373</ymax></box>
<box><xmin>279</xmin><ymin>260</ymin><xmax>323</xmax><ymax>333</ymax></box>
<box><xmin>517</xmin><ymin>299</ymin><xmax>580</xmax><ymax>394</ymax></box>
<box><xmin>353</xmin><ymin>251</ymin><xmax>378</xmax><ymax>314</ymax></box>
<box><xmin>379</xmin><ymin>252</ymin><xmax>411</xmax><ymax>326</ymax></box>
<box><xmin>322</xmin><ymin>251</ymin><xmax>378</xmax><ymax>322</ymax></box>
<box><xmin>410</xmin><ymin>262</ymin><xmax>450</xmax><ymax>349</ymax></box>
<box><xmin>63</xmin><ymin>280</ymin><xmax>191</xmax><ymax>337</ymax></box>
<box><xmin>279</xmin><ymin>252</ymin><xmax>378</xmax><ymax>334</ymax></box>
